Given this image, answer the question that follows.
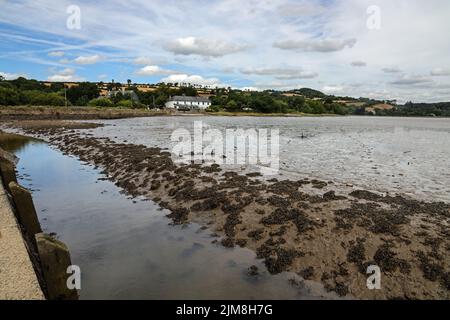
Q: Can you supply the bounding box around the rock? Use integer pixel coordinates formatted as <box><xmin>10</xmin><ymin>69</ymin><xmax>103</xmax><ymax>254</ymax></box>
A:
<box><xmin>247</xmin><ymin>265</ymin><xmax>259</xmax><ymax>276</ymax></box>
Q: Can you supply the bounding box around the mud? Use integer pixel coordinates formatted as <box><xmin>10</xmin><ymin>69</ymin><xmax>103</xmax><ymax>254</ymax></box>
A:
<box><xmin>2</xmin><ymin>120</ymin><xmax>449</xmax><ymax>300</ymax></box>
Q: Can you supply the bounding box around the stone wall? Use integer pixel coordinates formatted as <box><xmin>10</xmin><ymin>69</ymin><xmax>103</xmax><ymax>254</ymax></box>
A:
<box><xmin>0</xmin><ymin>147</ymin><xmax>78</xmax><ymax>300</ymax></box>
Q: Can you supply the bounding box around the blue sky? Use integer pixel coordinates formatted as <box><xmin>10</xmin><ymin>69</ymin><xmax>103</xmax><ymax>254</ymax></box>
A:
<box><xmin>1</xmin><ymin>0</ymin><xmax>450</xmax><ymax>102</ymax></box>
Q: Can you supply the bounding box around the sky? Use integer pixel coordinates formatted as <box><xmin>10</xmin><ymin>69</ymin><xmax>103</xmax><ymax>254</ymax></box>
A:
<box><xmin>0</xmin><ymin>0</ymin><xmax>450</xmax><ymax>103</ymax></box>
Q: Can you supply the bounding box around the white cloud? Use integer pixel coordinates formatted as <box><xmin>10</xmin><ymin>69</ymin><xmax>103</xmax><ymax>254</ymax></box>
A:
<box><xmin>73</xmin><ymin>54</ymin><xmax>102</xmax><ymax>65</ymax></box>
<box><xmin>164</xmin><ymin>37</ymin><xmax>248</xmax><ymax>57</ymax></box>
<box><xmin>390</xmin><ymin>74</ymin><xmax>433</xmax><ymax>86</ymax></box>
<box><xmin>273</xmin><ymin>38</ymin><xmax>357</xmax><ymax>52</ymax></box>
<box><xmin>134</xmin><ymin>57</ymin><xmax>155</xmax><ymax>65</ymax></box>
<box><xmin>251</xmin><ymin>81</ymin><xmax>304</xmax><ymax>91</ymax></box>
<box><xmin>241</xmin><ymin>67</ymin><xmax>318</xmax><ymax>79</ymax></box>
<box><xmin>135</xmin><ymin>65</ymin><xmax>173</xmax><ymax>76</ymax></box>
<box><xmin>48</xmin><ymin>51</ymin><xmax>65</xmax><ymax>57</ymax></box>
<box><xmin>351</xmin><ymin>61</ymin><xmax>367</xmax><ymax>67</ymax></box>
<box><xmin>430</xmin><ymin>68</ymin><xmax>450</xmax><ymax>76</ymax></box>
<box><xmin>277</xmin><ymin>2</ymin><xmax>325</xmax><ymax>17</ymax></box>
<box><xmin>47</xmin><ymin>68</ymin><xmax>84</xmax><ymax>82</ymax></box>
<box><xmin>0</xmin><ymin>71</ymin><xmax>26</xmax><ymax>80</ymax></box>
<box><xmin>382</xmin><ymin>67</ymin><xmax>401</xmax><ymax>74</ymax></box>
<box><xmin>322</xmin><ymin>86</ymin><xmax>344</xmax><ymax>94</ymax></box>
<box><xmin>160</xmin><ymin>74</ymin><xmax>227</xmax><ymax>87</ymax></box>
<box><xmin>222</xmin><ymin>67</ymin><xmax>236</xmax><ymax>74</ymax></box>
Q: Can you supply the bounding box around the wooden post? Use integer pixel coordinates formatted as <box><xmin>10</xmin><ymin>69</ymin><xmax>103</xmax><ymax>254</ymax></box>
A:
<box><xmin>0</xmin><ymin>158</ymin><xmax>17</xmax><ymax>193</ymax></box>
<box><xmin>8</xmin><ymin>181</ymin><xmax>42</xmax><ymax>236</ymax></box>
<box><xmin>35</xmin><ymin>233</ymin><xmax>79</xmax><ymax>300</ymax></box>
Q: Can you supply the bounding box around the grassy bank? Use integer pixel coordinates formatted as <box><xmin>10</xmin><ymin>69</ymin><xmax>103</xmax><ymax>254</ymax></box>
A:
<box><xmin>0</xmin><ymin>106</ymin><xmax>169</xmax><ymax>120</ymax></box>
<box><xmin>0</xmin><ymin>106</ymin><xmax>343</xmax><ymax>120</ymax></box>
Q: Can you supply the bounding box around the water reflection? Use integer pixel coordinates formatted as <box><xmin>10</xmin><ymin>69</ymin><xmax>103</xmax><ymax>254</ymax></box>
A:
<box><xmin>0</xmin><ymin>132</ymin><xmax>333</xmax><ymax>300</ymax></box>
<box><xmin>0</xmin><ymin>132</ymin><xmax>43</xmax><ymax>154</ymax></box>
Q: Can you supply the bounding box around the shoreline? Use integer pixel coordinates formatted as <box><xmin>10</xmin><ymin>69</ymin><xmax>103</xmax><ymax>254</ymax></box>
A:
<box><xmin>1</xmin><ymin>120</ymin><xmax>449</xmax><ymax>299</ymax></box>
<box><xmin>0</xmin><ymin>106</ymin><xmax>339</xmax><ymax>120</ymax></box>
<box><xmin>0</xmin><ymin>106</ymin><xmax>168</xmax><ymax>120</ymax></box>
<box><xmin>2</xmin><ymin>106</ymin><xmax>450</xmax><ymax>121</ymax></box>
<box><xmin>0</xmin><ymin>161</ymin><xmax>45</xmax><ymax>300</ymax></box>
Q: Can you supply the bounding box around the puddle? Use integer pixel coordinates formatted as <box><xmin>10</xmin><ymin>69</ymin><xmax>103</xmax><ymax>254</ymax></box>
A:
<box><xmin>0</xmin><ymin>132</ymin><xmax>334</xmax><ymax>299</ymax></box>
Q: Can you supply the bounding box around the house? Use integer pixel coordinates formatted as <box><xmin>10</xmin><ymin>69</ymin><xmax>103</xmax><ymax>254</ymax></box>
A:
<box><xmin>165</xmin><ymin>96</ymin><xmax>211</xmax><ymax>110</ymax></box>
<box><xmin>106</xmin><ymin>87</ymin><xmax>139</xmax><ymax>102</ymax></box>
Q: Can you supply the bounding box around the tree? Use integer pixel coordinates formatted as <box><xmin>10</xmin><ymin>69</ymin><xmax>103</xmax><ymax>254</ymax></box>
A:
<box><xmin>20</xmin><ymin>90</ymin><xmax>66</xmax><ymax>106</ymax></box>
<box><xmin>0</xmin><ymin>87</ymin><xmax>20</xmax><ymax>105</ymax></box>
<box><xmin>225</xmin><ymin>100</ymin><xmax>238</xmax><ymax>111</ymax></box>
<box><xmin>295</xmin><ymin>88</ymin><xmax>326</xmax><ymax>98</ymax></box>
<box><xmin>116</xmin><ymin>99</ymin><xmax>134</xmax><ymax>108</ymax></box>
<box><xmin>88</xmin><ymin>97</ymin><xmax>113</xmax><ymax>107</ymax></box>
<box><xmin>306</xmin><ymin>100</ymin><xmax>326</xmax><ymax>114</ymax></box>
<box><xmin>10</xmin><ymin>77</ymin><xmax>46</xmax><ymax>91</ymax></box>
<box><xmin>66</xmin><ymin>82</ymin><xmax>100</xmax><ymax>106</ymax></box>
<box><xmin>154</xmin><ymin>94</ymin><xmax>168</xmax><ymax>107</ymax></box>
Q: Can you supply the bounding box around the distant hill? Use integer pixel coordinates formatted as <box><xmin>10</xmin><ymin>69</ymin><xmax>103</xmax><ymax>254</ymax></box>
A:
<box><xmin>289</xmin><ymin>88</ymin><xmax>326</xmax><ymax>99</ymax></box>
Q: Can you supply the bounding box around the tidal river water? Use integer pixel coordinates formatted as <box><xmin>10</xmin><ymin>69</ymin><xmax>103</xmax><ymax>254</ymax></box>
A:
<box><xmin>0</xmin><ymin>132</ymin><xmax>333</xmax><ymax>300</ymax></box>
<box><xmin>83</xmin><ymin>116</ymin><xmax>450</xmax><ymax>203</ymax></box>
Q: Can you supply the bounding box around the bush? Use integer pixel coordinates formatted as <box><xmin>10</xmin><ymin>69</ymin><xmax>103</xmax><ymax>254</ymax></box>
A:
<box><xmin>88</xmin><ymin>97</ymin><xmax>113</xmax><ymax>107</ymax></box>
<box><xmin>20</xmin><ymin>90</ymin><xmax>66</xmax><ymax>106</ymax></box>
<box><xmin>116</xmin><ymin>99</ymin><xmax>134</xmax><ymax>108</ymax></box>
<box><xmin>0</xmin><ymin>86</ymin><xmax>21</xmax><ymax>105</ymax></box>
<box><xmin>206</xmin><ymin>105</ymin><xmax>221</xmax><ymax>112</ymax></box>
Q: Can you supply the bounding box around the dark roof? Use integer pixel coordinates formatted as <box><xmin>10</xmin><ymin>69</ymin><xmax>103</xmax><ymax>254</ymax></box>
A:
<box><xmin>170</xmin><ymin>96</ymin><xmax>210</xmax><ymax>102</ymax></box>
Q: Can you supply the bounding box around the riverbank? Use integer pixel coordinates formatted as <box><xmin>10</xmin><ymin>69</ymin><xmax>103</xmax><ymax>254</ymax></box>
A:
<box><xmin>3</xmin><ymin>106</ymin><xmax>448</xmax><ymax>121</ymax></box>
<box><xmin>0</xmin><ymin>106</ymin><xmax>341</xmax><ymax>121</ymax></box>
<box><xmin>0</xmin><ymin>172</ymin><xmax>44</xmax><ymax>299</ymax></box>
<box><xmin>2</xmin><ymin>119</ymin><xmax>449</xmax><ymax>300</ymax></box>
<box><xmin>0</xmin><ymin>106</ymin><xmax>169</xmax><ymax>120</ymax></box>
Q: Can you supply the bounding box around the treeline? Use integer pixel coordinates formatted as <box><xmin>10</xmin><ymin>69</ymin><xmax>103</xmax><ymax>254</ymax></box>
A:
<box><xmin>2</xmin><ymin>77</ymin><xmax>449</xmax><ymax>117</ymax></box>
<box><xmin>378</xmin><ymin>102</ymin><xmax>450</xmax><ymax>117</ymax></box>
<box><xmin>0</xmin><ymin>77</ymin><xmax>101</xmax><ymax>107</ymax></box>
<box><xmin>0</xmin><ymin>77</ymin><xmax>66</xmax><ymax>106</ymax></box>
<box><xmin>209</xmin><ymin>89</ymin><xmax>354</xmax><ymax>115</ymax></box>
<box><xmin>0</xmin><ymin>76</ymin><xmax>202</xmax><ymax>108</ymax></box>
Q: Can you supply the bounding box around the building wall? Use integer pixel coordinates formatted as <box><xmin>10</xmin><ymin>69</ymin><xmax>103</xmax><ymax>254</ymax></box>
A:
<box><xmin>165</xmin><ymin>100</ymin><xmax>211</xmax><ymax>110</ymax></box>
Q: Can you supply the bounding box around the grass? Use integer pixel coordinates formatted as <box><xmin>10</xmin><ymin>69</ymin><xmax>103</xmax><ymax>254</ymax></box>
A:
<box><xmin>0</xmin><ymin>105</ymin><xmax>169</xmax><ymax>120</ymax></box>
<box><xmin>0</xmin><ymin>105</ymin><xmax>341</xmax><ymax>120</ymax></box>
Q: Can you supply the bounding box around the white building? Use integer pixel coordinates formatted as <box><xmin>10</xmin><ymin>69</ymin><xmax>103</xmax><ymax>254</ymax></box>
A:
<box><xmin>165</xmin><ymin>96</ymin><xmax>211</xmax><ymax>110</ymax></box>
